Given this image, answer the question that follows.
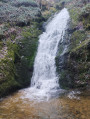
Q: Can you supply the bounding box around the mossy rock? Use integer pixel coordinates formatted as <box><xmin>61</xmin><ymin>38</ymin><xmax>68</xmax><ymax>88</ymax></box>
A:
<box><xmin>79</xmin><ymin>4</ymin><xmax>90</xmax><ymax>30</ymax></box>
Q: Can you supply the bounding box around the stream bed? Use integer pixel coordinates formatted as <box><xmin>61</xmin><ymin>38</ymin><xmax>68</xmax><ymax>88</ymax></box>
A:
<box><xmin>0</xmin><ymin>89</ymin><xmax>90</xmax><ymax>119</ymax></box>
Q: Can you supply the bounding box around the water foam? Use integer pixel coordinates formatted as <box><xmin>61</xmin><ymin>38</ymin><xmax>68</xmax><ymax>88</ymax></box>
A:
<box><xmin>23</xmin><ymin>8</ymin><xmax>70</xmax><ymax>101</ymax></box>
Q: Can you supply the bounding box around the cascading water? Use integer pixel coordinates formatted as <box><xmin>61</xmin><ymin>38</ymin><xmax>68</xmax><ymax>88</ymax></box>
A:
<box><xmin>0</xmin><ymin>8</ymin><xmax>89</xmax><ymax>119</ymax></box>
<box><xmin>23</xmin><ymin>8</ymin><xmax>70</xmax><ymax>100</ymax></box>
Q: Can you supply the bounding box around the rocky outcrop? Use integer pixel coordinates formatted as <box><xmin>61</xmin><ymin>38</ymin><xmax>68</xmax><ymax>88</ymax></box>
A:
<box><xmin>56</xmin><ymin>0</ymin><xmax>90</xmax><ymax>89</ymax></box>
<box><xmin>56</xmin><ymin>31</ymin><xmax>90</xmax><ymax>89</ymax></box>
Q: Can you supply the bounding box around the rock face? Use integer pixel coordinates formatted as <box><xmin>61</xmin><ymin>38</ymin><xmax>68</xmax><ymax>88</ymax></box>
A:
<box><xmin>56</xmin><ymin>30</ymin><xmax>90</xmax><ymax>89</ymax></box>
<box><xmin>56</xmin><ymin>24</ymin><xmax>73</xmax><ymax>88</ymax></box>
<box><xmin>56</xmin><ymin>0</ymin><xmax>90</xmax><ymax>89</ymax></box>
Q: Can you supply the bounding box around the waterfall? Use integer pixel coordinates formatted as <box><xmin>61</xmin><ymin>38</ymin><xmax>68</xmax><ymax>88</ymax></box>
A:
<box><xmin>23</xmin><ymin>8</ymin><xmax>70</xmax><ymax>100</ymax></box>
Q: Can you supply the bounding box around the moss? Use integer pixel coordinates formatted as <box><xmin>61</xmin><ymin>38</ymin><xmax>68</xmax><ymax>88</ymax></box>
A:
<box><xmin>42</xmin><ymin>10</ymin><xmax>52</xmax><ymax>20</ymax></box>
<box><xmin>79</xmin><ymin>4</ymin><xmax>90</xmax><ymax>30</ymax></box>
<box><xmin>69</xmin><ymin>30</ymin><xmax>86</xmax><ymax>51</ymax></box>
<box><xmin>56</xmin><ymin>0</ymin><xmax>90</xmax><ymax>89</ymax></box>
<box><xmin>0</xmin><ymin>78</ymin><xmax>20</xmax><ymax>98</ymax></box>
<box><xmin>15</xmin><ymin>21</ymin><xmax>42</xmax><ymax>87</ymax></box>
<box><xmin>0</xmin><ymin>0</ymin><xmax>58</xmax><ymax>98</ymax></box>
<box><xmin>71</xmin><ymin>39</ymin><xmax>89</xmax><ymax>52</ymax></box>
<box><xmin>0</xmin><ymin>7</ymin><xmax>49</xmax><ymax>97</ymax></box>
<box><xmin>68</xmin><ymin>40</ymin><xmax>90</xmax><ymax>86</ymax></box>
<box><xmin>69</xmin><ymin>7</ymin><xmax>80</xmax><ymax>26</ymax></box>
<box><xmin>42</xmin><ymin>7</ymin><xmax>57</xmax><ymax>21</ymax></box>
<box><xmin>0</xmin><ymin>40</ymin><xmax>21</xmax><ymax>97</ymax></box>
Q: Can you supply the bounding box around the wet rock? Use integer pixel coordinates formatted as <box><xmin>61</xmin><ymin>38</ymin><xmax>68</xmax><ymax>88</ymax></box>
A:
<box><xmin>87</xmin><ymin>42</ymin><xmax>90</xmax><ymax>50</ymax></box>
<box><xmin>75</xmin><ymin>81</ymin><xmax>88</xmax><ymax>88</ymax></box>
<box><xmin>67</xmin><ymin>27</ymin><xmax>78</xmax><ymax>34</ymax></box>
<box><xmin>0</xmin><ymin>34</ymin><xmax>4</xmax><ymax>40</ymax></box>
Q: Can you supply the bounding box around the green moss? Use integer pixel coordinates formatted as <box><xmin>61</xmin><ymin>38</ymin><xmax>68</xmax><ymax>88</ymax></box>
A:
<box><xmin>42</xmin><ymin>7</ymin><xmax>57</xmax><ymax>21</ymax></box>
<box><xmin>69</xmin><ymin>31</ymin><xmax>86</xmax><ymax>51</ymax></box>
<box><xmin>0</xmin><ymin>40</ymin><xmax>21</xmax><ymax>97</ymax></box>
<box><xmin>15</xmin><ymin>21</ymin><xmax>42</xmax><ymax>87</ymax></box>
<box><xmin>0</xmin><ymin>0</ymin><xmax>58</xmax><ymax>98</ymax></box>
<box><xmin>0</xmin><ymin>76</ymin><xmax>20</xmax><ymax>98</ymax></box>
<box><xmin>0</xmin><ymin>15</ymin><xmax>45</xmax><ymax>98</ymax></box>
<box><xmin>68</xmin><ymin>39</ymin><xmax>90</xmax><ymax>85</ymax></box>
<box><xmin>71</xmin><ymin>39</ymin><xmax>89</xmax><ymax>52</ymax></box>
<box><xmin>69</xmin><ymin>7</ymin><xmax>80</xmax><ymax>26</ymax></box>
<box><xmin>55</xmin><ymin>0</ymin><xmax>90</xmax><ymax>89</ymax></box>
<box><xmin>79</xmin><ymin>4</ymin><xmax>90</xmax><ymax>30</ymax></box>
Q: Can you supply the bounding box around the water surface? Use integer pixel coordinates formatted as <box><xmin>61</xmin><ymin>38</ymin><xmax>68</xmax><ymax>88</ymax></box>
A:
<box><xmin>0</xmin><ymin>89</ymin><xmax>90</xmax><ymax>119</ymax></box>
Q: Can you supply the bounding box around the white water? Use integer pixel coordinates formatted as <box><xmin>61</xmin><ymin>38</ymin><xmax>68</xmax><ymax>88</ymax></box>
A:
<box><xmin>22</xmin><ymin>8</ymin><xmax>70</xmax><ymax>101</ymax></box>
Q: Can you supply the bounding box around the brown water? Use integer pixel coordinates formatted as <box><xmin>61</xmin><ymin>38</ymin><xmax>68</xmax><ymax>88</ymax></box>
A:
<box><xmin>0</xmin><ymin>89</ymin><xmax>90</xmax><ymax>119</ymax></box>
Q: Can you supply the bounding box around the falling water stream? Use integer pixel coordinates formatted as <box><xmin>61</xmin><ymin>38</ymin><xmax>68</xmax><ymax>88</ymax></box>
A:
<box><xmin>0</xmin><ymin>8</ymin><xmax>90</xmax><ymax>119</ymax></box>
<box><xmin>26</xmin><ymin>8</ymin><xmax>70</xmax><ymax>100</ymax></box>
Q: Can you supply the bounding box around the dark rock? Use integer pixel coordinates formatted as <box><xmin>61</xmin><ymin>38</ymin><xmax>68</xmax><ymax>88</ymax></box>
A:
<box><xmin>87</xmin><ymin>42</ymin><xmax>90</xmax><ymax>50</ymax></box>
<box><xmin>12</xmin><ymin>2</ymin><xmax>38</xmax><ymax>8</ymax></box>
<box><xmin>0</xmin><ymin>34</ymin><xmax>4</xmax><ymax>40</ymax></box>
<box><xmin>67</xmin><ymin>27</ymin><xmax>78</xmax><ymax>34</ymax></box>
<box><xmin>16</xmin><ymin>21</ymin><xmax>30</xmax><ymax>27</ymax></box>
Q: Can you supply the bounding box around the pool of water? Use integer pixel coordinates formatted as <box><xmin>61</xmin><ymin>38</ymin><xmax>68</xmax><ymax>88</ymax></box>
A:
<box><xmin>0</xmin><ymin>89</ymin><xmax>90</xmax><ymax>119</ymax></box>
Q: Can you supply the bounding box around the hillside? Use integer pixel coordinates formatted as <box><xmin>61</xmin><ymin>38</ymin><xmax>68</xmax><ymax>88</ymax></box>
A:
<box><xmin>0</xmin><ymin>0</ymin><xmax>90</xmax><ymax>98</ymax></box>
